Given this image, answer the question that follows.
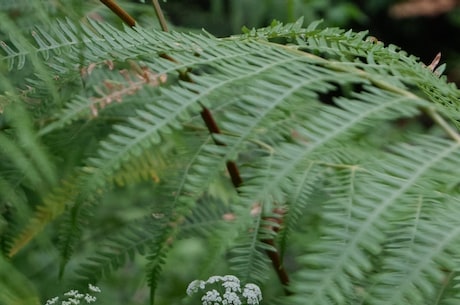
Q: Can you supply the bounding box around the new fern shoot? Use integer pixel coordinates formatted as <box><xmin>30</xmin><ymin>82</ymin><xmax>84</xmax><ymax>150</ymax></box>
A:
<box><xmin>1</xmin><ymin>1</ymin><xmax>460</xmax><ymax>305</ymax></box>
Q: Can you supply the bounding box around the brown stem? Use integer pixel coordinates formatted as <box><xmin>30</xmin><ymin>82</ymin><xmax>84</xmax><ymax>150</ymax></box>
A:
<box><xmin>200</xmin><ymin>107</ymin><xmax>222</xmax><ymax>135</ymax></box>
<box><xmin>201</xmin><ymin>99</ymin><xmax>288</xmax><ymax>290</ymax></box>
<box><xmin>261</xmin><ymin>208</ymin><xmax>291</xmax><ymax>294</ymax></box>
<box><xmin>225</xmin><ymin>161</ymin><xmax>243</xmax><ymax>188</ymax></box>
<box><xmin>263</xmin><ymin>239</ymin><xmax>291</xmax><ymax>295</ymax></box>
<box><xmin>100</xmin><ymin>0</ymin><xmax>136</xmax><ymax>27</ymax></box>
<box><xmin>200</xmin><ymin>87</ymin><xmax>290</xmax><ymax>293</ymax></box>
<box><xmin>200</xmin><ymin>107</ymin><xmax>243</xmax><ymax>188</ymax></box>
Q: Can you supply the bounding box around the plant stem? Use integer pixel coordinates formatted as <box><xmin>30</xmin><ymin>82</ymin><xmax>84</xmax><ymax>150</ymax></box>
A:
<box><xmin>200</xmin><ymin>107</ymin><xmax>243</xmax><ymax>187</ymax></box>
<box><xmin>263</xmin><ymin>238</ymin><xmax>291</xmax><ymax>294</ymax></box>
<box><xmin>99</xmin><ymin>0</ymin><xmax>136</xmax><ymax>27</ymax></box>
<box><xmin>151</xmin><ymin>0</ymin><xmax>169</xmax><ymax>32</ymax></box>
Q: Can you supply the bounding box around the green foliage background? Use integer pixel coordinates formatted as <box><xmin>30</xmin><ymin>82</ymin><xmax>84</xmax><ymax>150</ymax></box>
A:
<box><xmin>1</xmin><ymin>1</ymin><xmax>460</xmax><ymax>305</ymax></box>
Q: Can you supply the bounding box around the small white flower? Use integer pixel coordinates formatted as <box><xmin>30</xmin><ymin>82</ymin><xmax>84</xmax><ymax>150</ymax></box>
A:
<box><xmin>64</xmin><ymin>290</ymin><xmax>79</xmax><ymax>297</ymax></box>
<box><xmin>84</xmin><ymin>294</ymin><xmax>97</xmax><ymax>303</ymax></box>
<box><xmin>75</xmin><ymin>293</ymin><xmax>84</xmax><ymax>299</ymax></box>
<box><xmin>186</xmin><ymin>280</ymin><xmax>206</xmax><ymax>295</ymax></box>
<box><xmin>45</xmin><ymin>285</ymin><xmax>102</xmax><ymax>305</ymax></box>
<box><xmin>222</xmin><ymin>291</ymin><xmax>242</xmax><ymax>305</ymax></box>
<box><xmin>201</xmin><ymin>289</ymin><xmax>222</xmax><ymax>305</ymax></box>
<box><xmin>242</xmin><ymin>283</ymin><xmax>262</xmax><ymax>305</ymax></box>
<box><xmin>222</xmin><ymin>275</ymin><xmax>239</xmax><ymax>284</ymax></box>
<box><xmin>45</xmin><ymin>297</ymin><xmax>59</xmax><ymax>305</ymax></box>
<box><xmin>206</xmin><ymin>276</ymin><xmax>223</xmax><ymax>284</ymax></box>
<box><xmin>88</xmin><ymin>284</ymin><xmax>101</xmax><ymax>293</ymax></box>
<box><xmin>222</xmin><ymin>280</ymin><xmax>241</xmax><ymax>293</ymax></box>
<box><xmin>69</xmin><ymin>298</ymin><xmax>80</xmax><ymax>304</ymax></box>
<box><xmin>186</xmin><ymin>275</ymin><xmax>262</xmax><ymax>305</ymax></box>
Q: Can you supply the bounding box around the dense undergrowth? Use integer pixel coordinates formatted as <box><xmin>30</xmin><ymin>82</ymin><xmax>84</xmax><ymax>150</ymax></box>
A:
<box><xmin>1</xmin><ymin>1</ymin><xmax>460</xmax><ymax>305</ymax></box>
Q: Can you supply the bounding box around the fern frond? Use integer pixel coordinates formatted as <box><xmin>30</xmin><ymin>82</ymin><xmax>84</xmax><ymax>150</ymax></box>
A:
<box><xmin>146</xmin><ymin>235</ymin><xmax>171</xmax><ymax>305</ymax></box>
<box><xmin>243</xmin><ymin>17</ymin><xmax>460</xmax><ymax>123</ymax></box>
<box><xmin>0</xmin><ymin>103</ymin><xmax>60</xmax><ymax>256</ymax></box>
<box><xmin>0</xmin><ymin>255</ymin><xmax>40</xmax><ymax>305</ymax></box>
<box><xmin>291</xmin><ymin>134</ymin><xmax>460</xmax><ymax>305</ymax></box>
<box><xmin>229</xmin><ymin>215</ymin><xmax>273</xmax><ymax>284</ymax></box>
<box><xmin>236</xmin><ymin>86</ymin><xmax>426</xmax><ymax>218</ymax></box>
<box><xmin>368</xmin><ymin>198</ymin><xmax>460</xmax><ymax>305</ymax></box>
<box><xmin>74</xmin><ymin>217</ymin><xmax>163</xmax><ymax>285</ymax></box>
<box><xmin>57</xmin><ymin>200</ymin><xmax>93</xmax><ymax>277</ymax></box>
<box><xmin>3</xmin><ymin>12</ymin><xmax>460</xmax><ymax>305</ymax></box>
<box><xmin>1</xmin><ymin>18</ymin><xmax>216</xmax><ymax>72</ymax></box>
<box><xmin>8</xmin><ymin>175</ymin><xmax>78</xmax><ymax>257</ymax></box>
<box><xmin>278</xmin><ymin>164</ymin><xmax>325</xmax><ymax>260</ymax></box>
<box><xmin>0</xmin><ymin>105</ymin><xmax>56</xmax><ymax>192</ymax></box>
<box><xmin>180</xmin><ymin>196</ymin><xmax>239</xmax><ymax>277</ymax></box>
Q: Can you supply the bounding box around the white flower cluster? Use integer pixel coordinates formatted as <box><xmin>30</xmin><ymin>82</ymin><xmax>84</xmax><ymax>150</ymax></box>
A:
<box><xmin>45</xmin><ymin>284</ymin><xmax>101</xmax><ymax>305</ymax></box>
<box><xmin>186</xmin><ymin>275</ymin><xmax>262</xmax><ymax>305</ymax></box>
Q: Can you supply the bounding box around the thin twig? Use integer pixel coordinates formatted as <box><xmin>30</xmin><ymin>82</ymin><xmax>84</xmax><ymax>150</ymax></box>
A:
<box><xmin>99</xmin><ymin>0</ymin><xmax>136</xmax><ymax>27</ymax></box>
<box><xmin>151</xmin><ymin>0</ymin><xmax>169</xmax><ymax>32</ymax></box>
